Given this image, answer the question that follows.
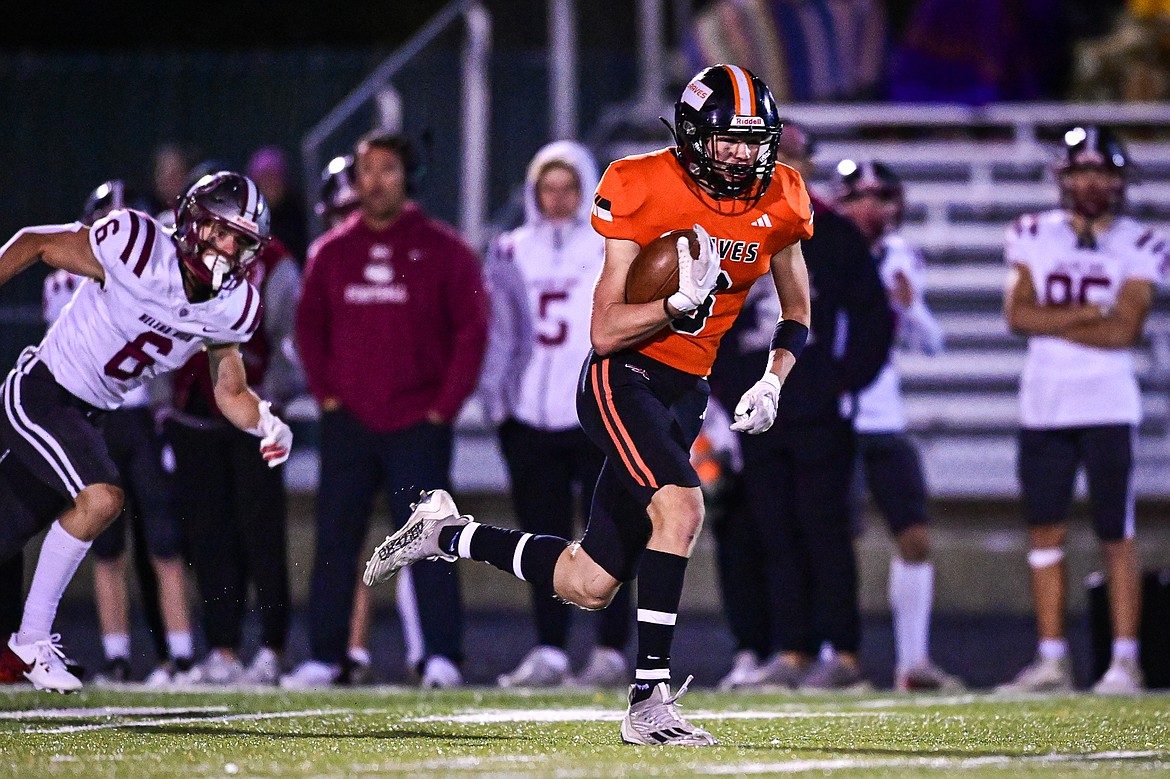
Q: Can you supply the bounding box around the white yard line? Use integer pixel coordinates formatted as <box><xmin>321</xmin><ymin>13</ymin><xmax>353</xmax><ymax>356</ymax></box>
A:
<box><xmin>0</xmin><ymin>705</ymin><xmax>229</xmax><ymax>720</ymax></box>
<box><xmin>699</xmin><ymin>750</ymin><xmax>1166</xmax><ymax>774</ymax></box>
<box><xmin>22</xmin><ymin>707</ymin><xmax>380</xmax><ymax>735</ymax></box>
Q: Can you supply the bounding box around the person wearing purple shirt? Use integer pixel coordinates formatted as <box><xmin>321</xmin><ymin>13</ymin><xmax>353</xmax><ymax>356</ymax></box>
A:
<box><xmin>286</xmin><ymin>130</ymin><xmax>488</xmax><ymax>688</ymax></box>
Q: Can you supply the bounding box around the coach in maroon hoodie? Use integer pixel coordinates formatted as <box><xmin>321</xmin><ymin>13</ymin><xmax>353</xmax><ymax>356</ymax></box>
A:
<box><xmin>290</xmin><ymin>130</ymin><xmax>488</xmax><ymax>688</ymax></box>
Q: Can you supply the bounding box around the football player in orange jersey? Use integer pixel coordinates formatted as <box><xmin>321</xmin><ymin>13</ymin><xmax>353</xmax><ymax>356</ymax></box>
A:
<box><xmin>365</xmin><ymin>65</ymin><xmax>812</xmax><ymax>745</ymax></box>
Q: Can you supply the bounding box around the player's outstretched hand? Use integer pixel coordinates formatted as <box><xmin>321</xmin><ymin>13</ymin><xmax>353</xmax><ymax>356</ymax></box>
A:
<box><xmin>668</xmin><ymin>223</ymin><xmax>719</xmax><ymax>313</ymax></box>
<box><xmin>730</xmin><ymin>373</ymin><xmax>781</xmax><ymax>435</ymax></box>
<box><xmin>256</xmin><ymin>400</ymin><xmax>293</xmax><ymax>467</ymax></box>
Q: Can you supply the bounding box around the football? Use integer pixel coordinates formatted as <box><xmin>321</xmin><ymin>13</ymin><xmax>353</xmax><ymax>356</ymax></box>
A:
<box><xmin>624</xmin><ymin>228</ymin><xmax>698</xmax><ymax>304</ymax></box>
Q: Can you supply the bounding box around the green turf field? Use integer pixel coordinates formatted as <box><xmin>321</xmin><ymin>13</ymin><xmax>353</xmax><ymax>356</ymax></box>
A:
<box><xmin>1</xmin><ymin>687</ymin><xmax>1167</xmax><ymax>777</ymax></box>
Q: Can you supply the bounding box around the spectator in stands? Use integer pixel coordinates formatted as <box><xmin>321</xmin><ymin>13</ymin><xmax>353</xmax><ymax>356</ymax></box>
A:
<box><xmin>289</xmin><ymin>130</ymin><xmax>488</xmax><ymax>689</ymax></box>
<box><xmin>40</xmin><ymin>181</ymin><xmax>196</xmax><ymax>686</ymax></box>
<box><xmin>151</xmin><ymin>144</ymin><xmax>195</xmax><ymax>227</ymax></box>
<box><xmin>833</xmin><ymin>160</ymin><xmax>963</xmax><ymax>692</ymax></box>
<box><xmin>709</xmin><ymin>121</ymin><xmax>893</xmax><ymax>690</ymax></box>
<box><xmin>165</xmin><ymin>230</ymin><xmax>303</xmax><ymax>685</ymax></box>
<box><xmin>1000</xmin><ymin>126</ymin><xmax>1161</xmax><ymax>694</ymax></box>
<box><xmin>248</xmin><ymin>146</ymin><xmax>308</xmax><ymax>264</ymax></box>
<box><xmin>478</xmin><ymin>140</ymin><xmax>631</xmax><ymax>688</ymax></box>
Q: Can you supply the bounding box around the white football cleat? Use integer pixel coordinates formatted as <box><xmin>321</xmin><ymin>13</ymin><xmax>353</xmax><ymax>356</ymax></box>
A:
<box><xmin>498</xmin><ymin>646</ymin><xmax>569</xmax><ymax>688</ymax></box>
<box><xmin>8</xmin><ymin>634</ymin><xmax>83</xmax><ymax>693</ymax></box>
<box><xmin>1092</xmin><ymin>656</ymin><xmax>1144</xmax><ymax>695</ymax></box>
<box><xmin>621</xmin><ymin>675</ymin><xmax>717</xmax><ymax>746</ymax></box>
<box><xmin>717</xmin><ymin>650</ymin><xmax>761</xmax><ymax>691</ymax></box>
<box><xmin>280</xmin><ymin>660</ymin><xmax>340</xmax><ymax>689</ymax></box>
<box><xmin>996</xmin><ymin>654</ymin><xmax>1073</xmax><ymax>693</ymax></box>
<box><xmin>896</xmin><ymin>660</ymin><xmax>966</xmax><ymax>692</ymax></box>
<box><xmin>421</xmin><ymin>655</ymin><xmax>462</xmax><ymax>689</ymax></box>
<box><xmin>363</xmin><ymin>489</ymin><xmax>467</xmax><ymax>586</ymax></box>
<box><xmin>241</xmin><ymin>648</ymin><xmax>281</xmax><ymax>686</ymax></box>
<box><xmin>570</xmin><ymin>647</ymin><xmax>628</xmax><ymax>688</ymax></box>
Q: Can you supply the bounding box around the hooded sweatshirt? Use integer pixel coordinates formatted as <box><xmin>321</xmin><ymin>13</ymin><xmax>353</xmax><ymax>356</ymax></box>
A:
<box><xmin>478</xmin><ymin>141</ymin><xmax>605</xmax><ymax>430</ymax></box>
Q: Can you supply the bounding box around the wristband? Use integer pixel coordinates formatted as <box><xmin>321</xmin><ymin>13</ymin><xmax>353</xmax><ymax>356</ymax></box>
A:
<box><xmin>770</xmin><ymin>319</ymin><xmax>809</xmax><ymax>358</ymax></box>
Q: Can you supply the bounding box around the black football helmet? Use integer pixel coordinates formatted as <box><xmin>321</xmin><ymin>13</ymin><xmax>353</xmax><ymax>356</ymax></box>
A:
<box><xmin>174</xmin><ymin>171</ymin><xmax>270</xmax><ymax>295</ymax></box>
<box><xmin>81</xmin><ymin>180</ymin><xmax>153</xmax><ymax>226</ymax></box>
<box><xmin>673</xmin><ymin>64</ymin><xmax>782</xmax><ymax>201</ymax></box>
<box><xmin>834</xmin><ymin>159</ymin><xmax>905</xmax><ymax>230</ymax></box>
<box><xmin>316</xmin><ymin>155</ymin><xmax>359</xmax><ymax>225</ymax></box>
<box><xmin>1057</xmin><ymin>125</ymin><xmax>1128</xmax><ymax>220</ymax></box>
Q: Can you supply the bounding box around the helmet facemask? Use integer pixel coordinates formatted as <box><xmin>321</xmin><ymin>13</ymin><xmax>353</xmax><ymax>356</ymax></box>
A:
<box><xmin>673</xmin><ymin>65</ymin><xmax>782</xmax><ymax>203</ymax></box>
<box><xmin>174</xmin><ymin>172</ymin><xmax>270</xmax><ymax>296</ymax></box>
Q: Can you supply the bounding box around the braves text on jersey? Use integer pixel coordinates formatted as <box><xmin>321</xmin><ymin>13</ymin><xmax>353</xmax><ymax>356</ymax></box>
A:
<box><xmin>1006</xmin><ymin>210</ymin><xmax>1165</xmax><ymax>428</ymax></box>
<box><xmin>591</xmin><ymin>148</ymin><xmax>813</xmax><ymax>377</ymax></box>
<box><xmin>36</xmin><ymin>209</ymin><xmax>261</xmax><ymax>410</ymax></box>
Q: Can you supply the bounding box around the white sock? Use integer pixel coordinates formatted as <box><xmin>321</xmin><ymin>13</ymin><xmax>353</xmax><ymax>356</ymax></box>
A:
<box><xmin>348</xmin><ymin>647</ymin><xmax>371</xmax><ymax>666</ymax></box>
<box><xmin>1112</xmin><ymin>637</ymin><xmax>1139</xmax><ymax>662</ymax></box>
<box><xmin>1038</xmin><ymin>638</ymin><xmax>1068</xmax><ymax>660</ymax></box>
<box><xmin>889</xmin><ymin>557</ymin><xmax>934</xmax><ymax>673</ymax></box>
<box><xmin>17</xmin><ymin>521</ymin><xmax>92</xmax><ymax>644</ymax></box>
<box><xmin>103</xmin><ymin>633</ymin><xmax>130</xmax><ymax>661</ymax></box>
<box><xmin>167</xmin><ymin>632</ymin><xmax>193</xmax><ymax>660</ymax></box>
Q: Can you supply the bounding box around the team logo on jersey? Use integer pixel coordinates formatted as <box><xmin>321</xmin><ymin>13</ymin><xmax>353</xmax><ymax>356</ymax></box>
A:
<box><xmin>714</xmin><ymin>238</ymin><xmax>760</xmax><ymax>264</ymax></box>
<box><xmin>363</xmin><ymin>263</ymin><xmax>395</xmax><ymax>285</ymax></box>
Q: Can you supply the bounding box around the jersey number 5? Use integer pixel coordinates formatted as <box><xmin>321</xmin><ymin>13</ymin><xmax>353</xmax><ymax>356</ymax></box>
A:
<box><xmin>670</xmin><ymin>271</ymin><xmax>732</xmax><ymax>335</ymax></box>
<box><xmin>104</xmin><ymin>331</ymin><xmax>174</xmax><ymax>381</ymax></box>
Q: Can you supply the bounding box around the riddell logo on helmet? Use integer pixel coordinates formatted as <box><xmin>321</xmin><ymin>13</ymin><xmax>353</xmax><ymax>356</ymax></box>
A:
<box><xmin>227</xmin><ymin>215</ymin><xmax>259</xmax><ymax>234</ymax></box>
<box><xmin>731</xmin><ymin>115</ymin><xmax>765</xmax><ymax>128</ymax></box>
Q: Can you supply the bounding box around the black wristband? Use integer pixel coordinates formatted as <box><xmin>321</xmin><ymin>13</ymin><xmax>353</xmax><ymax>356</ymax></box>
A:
<box><xmin>770</xmin><ymin>319</ymin><xmax>809</xmax><ymax>358</ymax></box>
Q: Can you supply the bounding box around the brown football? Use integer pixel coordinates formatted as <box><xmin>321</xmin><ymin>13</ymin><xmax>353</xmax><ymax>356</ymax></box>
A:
<box><xmin>624</xmin><ymin>229</ymin><xmax>698</xmax><ymax>304</ymax></box>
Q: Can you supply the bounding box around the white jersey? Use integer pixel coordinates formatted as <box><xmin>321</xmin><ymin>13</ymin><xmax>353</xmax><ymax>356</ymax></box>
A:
<box><xmin>506</xmin><ymin>220</ymin><xmax>604</xmax><ymax>430</ymax></box>
<box><xmin>1006</xmin><ymin>210</ymin><xmax>1165</xmax><ymax>428</ymax></box>
<box><xmin>855</xmin><ymin>234</ymin><xmax>942</xmax><ymax>433</ymax></box>
<box><xmin>36</xmin><ymin>209</ymin><xmax>261</xmax><ymax>410</ymax></box>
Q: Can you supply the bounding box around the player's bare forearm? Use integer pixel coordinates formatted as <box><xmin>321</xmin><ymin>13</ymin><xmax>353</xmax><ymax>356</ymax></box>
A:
<box><xmin>208</xmin><ymin>344</ymin><xmax>263</xmax><ymax>431</ymax></box>
<box><xmin>767</xmin><ymin>241</ymin><xmax>812</xmax><ymax>383</ymax></box>
<box><xmin>1060</xmin><ymin>280</ymin><xmax>1152</xmax><ymax>349</ymax></box>
<box><xmin>590</xmin><ymin>237</ymin><xmax>675</xmax><ymax>355</ymax></box>
<box><xmin>0</xmin><ymin>225</ymin><xmax>104</xmax><ymax>287</ymax></box>
<box><xmin>1004</xmin><ymin>264</ymin><xmax>1101</xmax><ymax>336</ymax></box>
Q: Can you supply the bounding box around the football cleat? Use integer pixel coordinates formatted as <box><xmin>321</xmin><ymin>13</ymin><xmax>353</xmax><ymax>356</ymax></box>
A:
<box><xmin>421</xmin><ymin>655</ymin><xmax>463</xmax><ymax>689</ymax></box>
<box><xmin>569</xmin><ymin>647</ymin><xmax>628</xmax><ymax>688</ymax></box>
<box><xmin>746</xmin><ymin>652</ymin><xmax>807</xmax><ymax>689</ymax></box>
<box><xmin>240</xmin><ymin>648</ymin><xmax>281</xmax><ymax>686</ymax></box>
<box><xmin>363</xmin><ymin>490</ymin><xmax>467</xmax><ymax>586</ymax></box>
<box><xmin>498</xmin><ymin>646</ymin><xmax>570</xmax><ymax>688</ymax></box>
<box><xmin>621</xmin><ymin>676</ymin><xmax>716</xmax><ymax>746</ymax></box>
<box><xmin>799</xmin><ymin>655</ymin><xmax>871</xmax><ymax>692</ymax></box>
<box><xmin>896</xmin><ymin>660</ymin><xmax>965</xmax><ymax>692</ymax></box>
<box><xmin>717</xmin><ymin>650</ymin><xmax>762</xmax><ymax>691</ymax></box>
<box><xmin>94</xmin><ymin>656</ymin><xmax>132</xmax><ymax>686</ymax></box>
<box><xmin>1091</xmin><ymin>656</ymin><xmax>1144</xmax><ymax>695</ymax></box>
<box><xmin>279</xmin><ymin>660</ymin><xmax>340</xmax><ymax>690</ymax></box>
<box><xmin>996</xmin><ymin>654</ymin><xmax>1073</xmax><ymax>694</ymax></box>
<box><xmin>0</xmin><ymin>645</ymin><xmax>28</xmax><ymax>685</ymax></box>
<box><xmin>7</xmin><ymin>634</ymin><xmax>83</xmax><ymax>693</ymax></box>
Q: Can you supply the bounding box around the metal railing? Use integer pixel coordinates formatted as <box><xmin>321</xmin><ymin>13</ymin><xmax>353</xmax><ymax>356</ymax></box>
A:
<box><xmin>300</xmin><ymin>0</ymin><xmax>492</xmax><ymax>247</ymax></box>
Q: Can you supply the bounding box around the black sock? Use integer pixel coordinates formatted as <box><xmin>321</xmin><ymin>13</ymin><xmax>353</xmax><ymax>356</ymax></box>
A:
<box><xmin>632</xmin><ymin>549</ymin><xmax>688</xmax><ymax>703</ymax></box>
<box><xmin>439</xmin><ymin>522</ymin><xmax>564</xmax><ymax>592</ymax></box>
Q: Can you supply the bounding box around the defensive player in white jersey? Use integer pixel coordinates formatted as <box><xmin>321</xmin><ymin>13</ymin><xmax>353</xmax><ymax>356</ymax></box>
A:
<box><xmin>1001</xmin><ymin>127</ymin><xmax>1163</xmax><ymax>694</ymax></box>
<box><xmin>478</xmin><ymin>140</ymin><xmax>630</xmax><ymax>688</ymax></box>
<box><xmin>0</xmin><ymin>171</ymin><xmax>293</xmax><ymax>692</ymax></box>
<box><xmin>833</xmin><ymin>160</ymin><xmax>961</xmax><ymax>692</ymax></box>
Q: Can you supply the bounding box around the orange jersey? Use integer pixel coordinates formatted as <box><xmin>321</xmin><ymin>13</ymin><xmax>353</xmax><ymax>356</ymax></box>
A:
<box><xmin>590</xmin><ymin>147</ymin><xmax>813</xmax><ymax>376</ymax></box>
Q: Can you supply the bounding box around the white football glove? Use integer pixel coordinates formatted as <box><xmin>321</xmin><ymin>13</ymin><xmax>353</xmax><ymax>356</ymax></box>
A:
<box><xmin>667</xmin><ymin>223</ymin><xmax>720</xmax><ymax>314</ymax></box>
<box><xmin>253</xmin><ymin>400</ymin><xmax>293</xmax><ymax>467</ymax></box>
<box><xmin>730</xmin><ymin>373</ymin><xmax>781</xmax><ymax>435</ymax></box>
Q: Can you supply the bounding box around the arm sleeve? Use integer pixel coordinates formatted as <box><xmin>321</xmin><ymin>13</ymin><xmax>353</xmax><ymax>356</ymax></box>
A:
<box><xmin>429</xmin><ymin>240</ymin><xmax>490</xmax><ymax>422</ymax></box>
<box><xmin>261</xmin><ymin>256</ymin><xmax>307</xmax><ymax>405</ymax></box>
<box><xmin>476</xmin><ymin>237</ymin><xmax>534</xmax><ymax>424</ymax></box>
<box><xmin>294</xmin><ymin>241</ymin><xmax>336</xmax><ymax>403</ymax></box>
<box><xmin>1128</xmin><ymin>230</ymin><xmax>1168</xmax><ymax>283</ymax></box>
<box><xmin>839</xmin><ymin>227</ymin><xmax>895</xmax><ymax>394</ymax></box>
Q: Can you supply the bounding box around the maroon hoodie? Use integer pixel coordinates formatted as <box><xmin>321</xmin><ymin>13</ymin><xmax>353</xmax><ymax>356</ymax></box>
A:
<box><xmin>295</xmin><ymin>204</ymin><xmax>488</xmax><ymax>433</ymax></box>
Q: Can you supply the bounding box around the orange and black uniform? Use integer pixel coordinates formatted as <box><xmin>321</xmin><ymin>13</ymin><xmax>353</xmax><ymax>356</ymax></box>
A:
<box><xmin>576</xmin><ymin>148</ymin><xmax>812</xmax><ymax>580</ymax></box>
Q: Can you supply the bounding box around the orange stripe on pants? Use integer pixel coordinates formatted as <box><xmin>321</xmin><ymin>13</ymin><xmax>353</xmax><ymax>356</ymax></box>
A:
<box><xmin>600</xmin><ymin>360</ymin><xmax>659</xmax><ymax>489</ymax></box>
